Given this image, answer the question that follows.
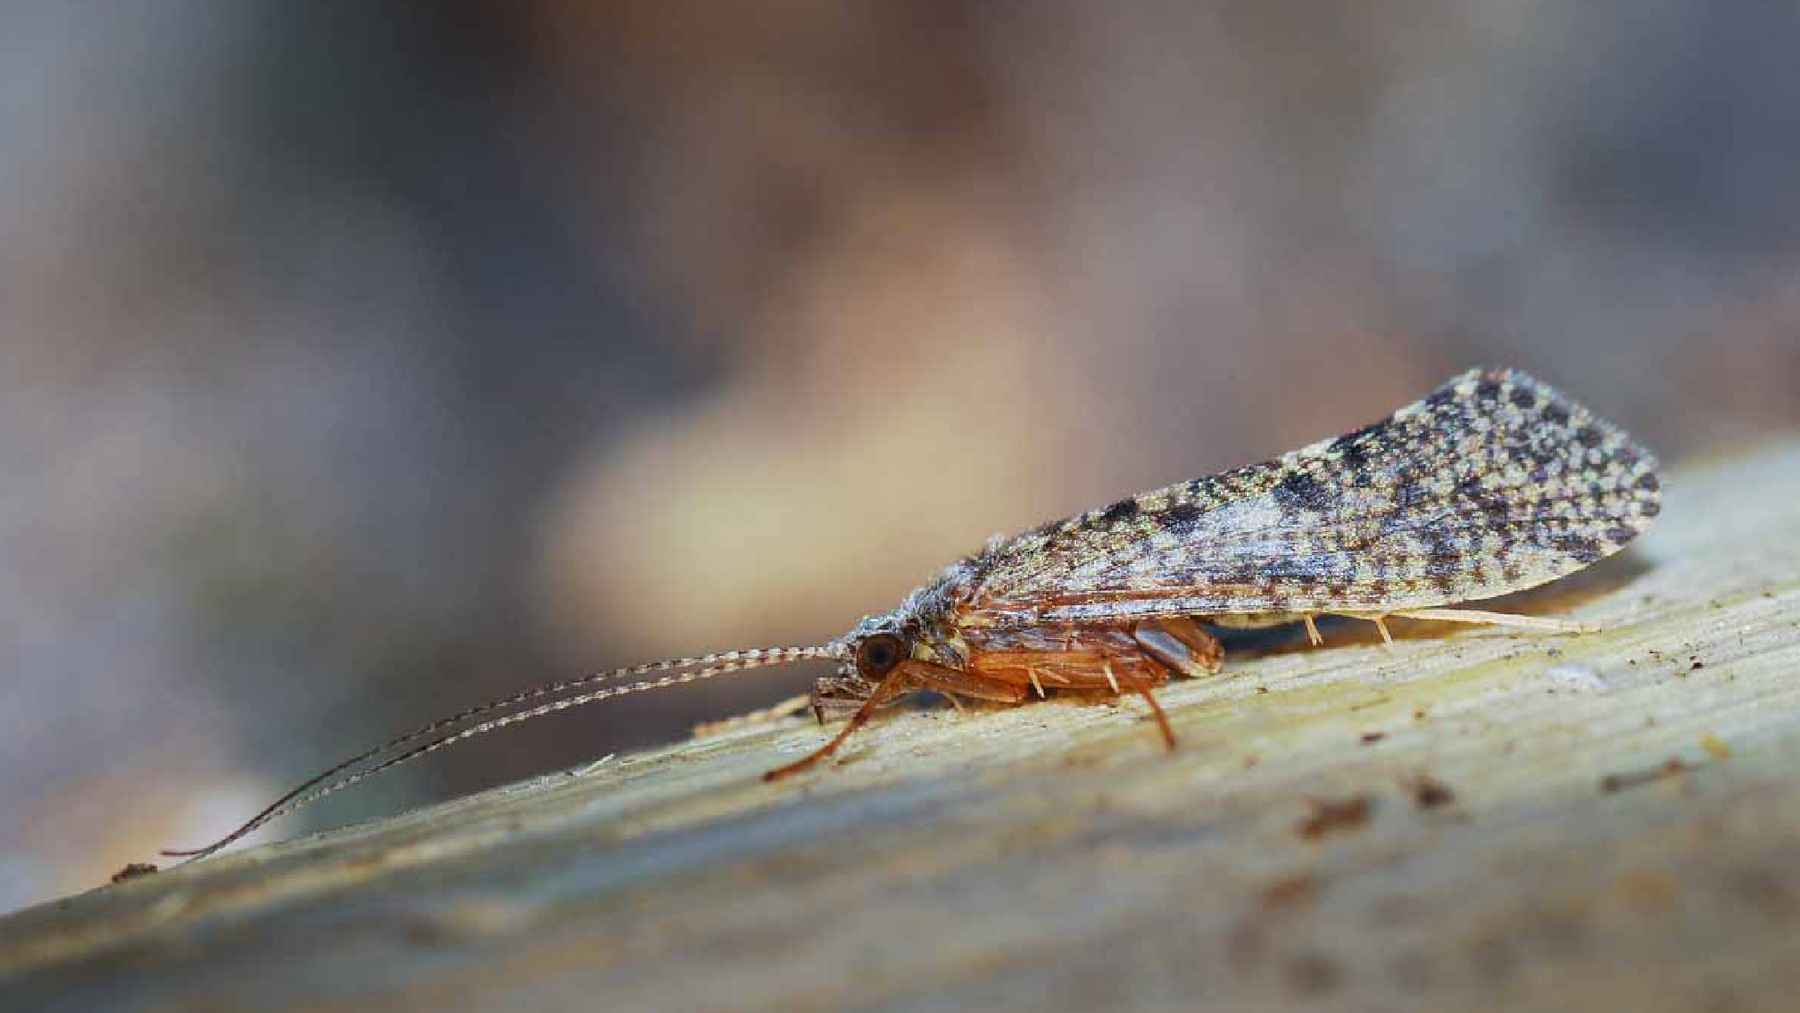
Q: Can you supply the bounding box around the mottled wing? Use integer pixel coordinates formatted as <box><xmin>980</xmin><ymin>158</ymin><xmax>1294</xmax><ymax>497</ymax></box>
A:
<box><xmin>965</xmin><ymin>368</ymin><xmax>1661</xmax><ymax>626</ymax></box>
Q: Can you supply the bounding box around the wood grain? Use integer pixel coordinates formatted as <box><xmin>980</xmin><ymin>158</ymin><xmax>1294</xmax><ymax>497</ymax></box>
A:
<box><xmin>6</xmin><ymin>442</ymin><xmax>1800</xmax><ymax>1011</ymax></box>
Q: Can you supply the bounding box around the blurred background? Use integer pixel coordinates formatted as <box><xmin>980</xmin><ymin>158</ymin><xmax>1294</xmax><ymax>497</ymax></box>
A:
<box><xmin>4</xmin><ymin>0</ymin><xmax>1798</xmax><ymax>912</ymax></box>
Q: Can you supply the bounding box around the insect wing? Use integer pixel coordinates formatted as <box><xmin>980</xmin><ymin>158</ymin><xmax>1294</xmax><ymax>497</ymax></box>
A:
<box><xmin>966</xmin><ymin>368</ymin><xmax>1660</xmax><ymax>625</ymax></box>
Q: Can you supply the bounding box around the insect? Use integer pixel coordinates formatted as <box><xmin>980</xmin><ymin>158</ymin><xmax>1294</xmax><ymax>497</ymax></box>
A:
<box><xmin>163</xmin><ymin>367</ymin><xmax>1659</xmax><ymax>861</ymax></box>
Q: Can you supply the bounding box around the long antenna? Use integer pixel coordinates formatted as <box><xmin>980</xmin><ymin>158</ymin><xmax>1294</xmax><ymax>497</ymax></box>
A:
<box><xmin>162</xmin><ymin>644</ymin><xmax>832</xmax><ymax>862</ymax></box>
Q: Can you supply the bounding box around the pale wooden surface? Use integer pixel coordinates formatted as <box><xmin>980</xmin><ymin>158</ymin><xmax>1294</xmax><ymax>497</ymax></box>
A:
<box><xmin>6</xmin><ymin>442</ymin><xmax>1800</xmax><ymax>1011</ymax></box>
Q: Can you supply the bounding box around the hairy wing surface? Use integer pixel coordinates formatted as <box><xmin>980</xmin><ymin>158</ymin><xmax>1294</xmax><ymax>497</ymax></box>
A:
<box><xmin>966</xmin><ymin>368</ymin><xmax>1660</xmax><ymax>626</ymax></box>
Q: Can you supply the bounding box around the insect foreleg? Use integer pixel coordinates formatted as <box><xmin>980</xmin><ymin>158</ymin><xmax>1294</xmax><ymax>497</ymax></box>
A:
<box><xmin>765</xmin><ymin>666</ymin><xmax>912</xmax><ymax>781</ymax></box>
<box><xmin>765</xmin><ymin>660</ymin><xmax>1025</xmax><ymax>781</ymax></box>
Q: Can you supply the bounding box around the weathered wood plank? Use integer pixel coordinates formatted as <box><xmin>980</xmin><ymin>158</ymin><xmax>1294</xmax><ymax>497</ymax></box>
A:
<box><xmin>5</xmin><ymin>442</ymin><xmax>1800</xmax><ymax>1011</ymax></box>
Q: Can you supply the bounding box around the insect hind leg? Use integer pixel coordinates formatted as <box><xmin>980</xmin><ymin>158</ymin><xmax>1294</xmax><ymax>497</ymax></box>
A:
<box><xmin>1323</xmin><ymin>607</ymin><xmax>1593</xmax><ymax>642</ymax></box>
<box><xmin>1385</xmin><ymin>608</ymin><xmax>1595</xmax><ymax>635</ymax></box>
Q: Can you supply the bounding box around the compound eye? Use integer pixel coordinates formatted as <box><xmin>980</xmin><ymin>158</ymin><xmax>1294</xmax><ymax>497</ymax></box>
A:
<box><xmin>855</xmin><ymin>633</ymin><xmax>906</xmax><ymax>678</ymax></box>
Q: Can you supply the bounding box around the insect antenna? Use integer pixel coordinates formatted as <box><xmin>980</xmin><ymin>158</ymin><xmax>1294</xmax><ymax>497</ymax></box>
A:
<box><xmin>161</xmin><ymin>644</ymin><xmax>833</xmax><ymax>862</ymax></box>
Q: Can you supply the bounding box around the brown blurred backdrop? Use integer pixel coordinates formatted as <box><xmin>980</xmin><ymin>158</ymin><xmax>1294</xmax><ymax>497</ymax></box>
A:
<box><xmin>3</xmin><ymin>1</ymin><xmax>1798</xmax><ymax>910</ymax></box>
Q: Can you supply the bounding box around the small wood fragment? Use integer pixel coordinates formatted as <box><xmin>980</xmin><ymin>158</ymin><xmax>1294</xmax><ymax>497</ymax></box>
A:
<box><xmin>108</xmin><ymin>864</ymin><xmax>158</xmax><ymax>885</ymax></box>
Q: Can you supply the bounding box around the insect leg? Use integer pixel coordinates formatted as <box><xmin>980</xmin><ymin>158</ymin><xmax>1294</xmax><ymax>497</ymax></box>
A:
<box><xmin>1323</xmin><ymin>612</ymin><xmax>1396</xmax><ymax>645</ymax></box>
<box><xmin>1094</xmin><ymin>665</ymin><xmax>1178</xmax><ymax>750</ymax></box>
<box><xmin>1385</xmin><ymin>608</ymin><xmax>1595</xmax><ymax>634</ymax></box>
<box><xmin>1328</xmin><ymin>608</ymin><xmax>1592</xmax><ymax>640</ymax></box>
<box><xmin>765</xmin><ymin>661</ymin><xmax>1028</xmax><ymax>781</ymax></box>
<box><xmin>1373</xmin><ymin>615</ymin><xmax>1394</xmax><ymax>645</ymax></box>
<box><xmin>901</xmin><ymin>660</ymin><xmax>1034</xmax><ymax>705</ymax></box>
<box><xmin>967</xmin><ymin>639</ymin><xmax>1181</xmax><ymax>752</ymax></box>
<box><xmin>764</xmin><ymin>666</ymin><xmax>913</xmax><ymax>781</ymax></box>
<box><xmin>1131</xmin><ymin>681</ymin><xmax>1177</xmax><ymax>750</ymax></box>
<box><xmin>1131</xmin><ymin>616</ymin><xmax>1224</xmax><ymax>677</ymax></box>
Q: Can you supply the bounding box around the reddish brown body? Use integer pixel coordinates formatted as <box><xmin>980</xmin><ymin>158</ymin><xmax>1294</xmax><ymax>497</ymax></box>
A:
<box><xmin>767</xmin><ymin>616</ymin><xmax>1223</xmax><ymax>779</ymax></box>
